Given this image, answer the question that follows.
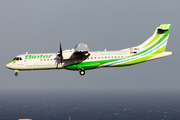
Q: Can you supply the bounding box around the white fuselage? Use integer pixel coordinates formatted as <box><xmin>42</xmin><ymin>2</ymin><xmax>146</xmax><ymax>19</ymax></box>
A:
<box><xmin>6</xmin><ymin>49</ymin><xmax>130</xmax><ymax>70</ymax></box>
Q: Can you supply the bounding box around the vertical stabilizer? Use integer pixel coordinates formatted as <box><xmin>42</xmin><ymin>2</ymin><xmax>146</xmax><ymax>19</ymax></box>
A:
<box><xmin>136</xmin><ymin>24</ymin><xmax>171</xmax><ymax>52</ymax></box>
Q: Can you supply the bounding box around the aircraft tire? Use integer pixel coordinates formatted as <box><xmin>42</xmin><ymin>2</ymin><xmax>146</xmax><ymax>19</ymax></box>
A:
<box><xmin>15</xmin><ymin>72</ymin><xmax>18</xmax><ymax>76</ymax></box>
<box><xmin>79</xmin><ymin>70</ymin><xmax>85</xmax><ymax>76</ymax></box>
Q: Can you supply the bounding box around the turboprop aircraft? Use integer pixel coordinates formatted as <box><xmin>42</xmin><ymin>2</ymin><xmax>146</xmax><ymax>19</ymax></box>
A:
<box><xmin>6</xmin><ymin>24</ymin><xmax>172</xmax><ymax>76</ymax></box>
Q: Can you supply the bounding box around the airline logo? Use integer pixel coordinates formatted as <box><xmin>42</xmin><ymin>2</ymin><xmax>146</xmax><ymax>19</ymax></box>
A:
<box><xmin>25</xmin><ymin>55</ymin><xmax>53</xmax><ymax>59</ymax></box>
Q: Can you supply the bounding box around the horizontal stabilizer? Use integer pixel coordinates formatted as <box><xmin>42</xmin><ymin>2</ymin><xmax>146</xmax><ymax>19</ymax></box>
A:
<box><xmin>147</xmin><ymin>51</ymin><xmax>173</xmax><ymax>61</ymax></box>
<box><xmin>157</xmin><ymin>24</ymin><xmax>170</xmax><ymax>30</ymax></box>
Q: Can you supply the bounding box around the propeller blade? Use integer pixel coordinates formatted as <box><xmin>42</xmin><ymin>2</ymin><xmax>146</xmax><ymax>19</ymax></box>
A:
<box><xmin>60</xmin><ymin>42</ymin><xmax>62</xmax><ymax>55</ymax></box>
<box><xmin>59</xmin><ymin>42</ymin><xmax>63</xmax><ymax>65</ymax></box>
<box><xmin>57</xmin><ymin>42</ymin><xmax>63</xmax><ymax>66</ymax></box>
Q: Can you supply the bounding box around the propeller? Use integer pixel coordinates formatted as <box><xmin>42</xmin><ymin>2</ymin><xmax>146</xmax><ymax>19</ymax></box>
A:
<box><xmin>57</xmin><ymin>42</ymin><xmax>63</xmax><ymax>68</ymax></box>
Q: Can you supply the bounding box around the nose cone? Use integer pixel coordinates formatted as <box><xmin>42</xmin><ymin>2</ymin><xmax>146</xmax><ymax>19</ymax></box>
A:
<box><xmin>6</xmin><ymin>60</ymin><xmax>18</xmax><ymax>69</ymax></box>
<box><xmin>6</xmin><ymin>63</ymin><xmax>11</xmax><ymax>68</ymax></box>
<box><xmin>6</xmin><ymin>60</ymin><xmax>14</xmax><ymax>69</ymax></box>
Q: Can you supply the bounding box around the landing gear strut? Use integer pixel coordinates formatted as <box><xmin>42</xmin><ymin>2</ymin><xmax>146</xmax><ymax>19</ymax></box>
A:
<box><xmin>79</xmin><ymin>69</ymin><xmax>85</xmax><ymax>76</ymax></box>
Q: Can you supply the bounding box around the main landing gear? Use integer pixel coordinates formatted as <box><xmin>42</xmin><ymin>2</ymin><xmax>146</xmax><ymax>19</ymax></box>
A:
<box><xmin>14</xmin><ymin>70</ymin><xmax>19</xmax><ymax>76</ymax></box>
<box><xmin>79</xmin><ymin>69</ymin><xmax>85</xmax><ymax>76</ymax></box>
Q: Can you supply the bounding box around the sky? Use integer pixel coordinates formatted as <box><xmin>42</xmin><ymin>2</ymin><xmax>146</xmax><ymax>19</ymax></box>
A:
<box><xmin>0</xmin><ymin>0</ymin><xmax>180</xmax><ymax>91</ymax></box>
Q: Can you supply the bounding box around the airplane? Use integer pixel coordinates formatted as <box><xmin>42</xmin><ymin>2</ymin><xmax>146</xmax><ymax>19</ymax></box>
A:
<box><xmin>6</xmin><ymin>24</ymin><xmax>172</xmax><ymax>76</ymax></box>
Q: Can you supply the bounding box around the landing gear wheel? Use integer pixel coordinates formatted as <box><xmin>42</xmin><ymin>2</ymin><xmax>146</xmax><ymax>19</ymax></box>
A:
<box><xmin>15</xmin><ymin>72</ymin><xmax>18</xmax><ymax>76</ymax></box>
<box><xmin>79</xmin><ymin>69</ymin><xmax>85</xmax><ymax>76</ymax></box>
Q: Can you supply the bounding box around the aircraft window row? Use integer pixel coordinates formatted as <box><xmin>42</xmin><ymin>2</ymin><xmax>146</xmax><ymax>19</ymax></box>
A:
<box><xmin>40</xmin><ymin>59</ymin><xmax>53</xmax><ymax>61</ymax></box>
<box><xmin>45</xmin><ymin>56</ymin><xmax>124</xmax><ymax>62</ymax></box>
<box><xmin>13</xmin><ymin>57</ymin><xmax>22</xmax><ymax>60</ymax></box>
<box><xmin>90</xmin><ymin>56</ymin><xmax>123</xmax><ymax>59</ymax></box>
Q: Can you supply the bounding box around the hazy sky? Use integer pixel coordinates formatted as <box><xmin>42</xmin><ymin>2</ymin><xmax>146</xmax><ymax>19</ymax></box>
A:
<box><xmin>1</xmin><ymin>0</ymin><xmax>180</xmax><ymax>91</ymax></box>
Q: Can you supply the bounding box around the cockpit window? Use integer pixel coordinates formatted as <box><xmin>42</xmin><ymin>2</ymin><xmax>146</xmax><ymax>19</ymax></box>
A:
<box><xmin>13</xmin><ymin>57</ymin><xmax>22</xmax><ymax>60</ymax></box>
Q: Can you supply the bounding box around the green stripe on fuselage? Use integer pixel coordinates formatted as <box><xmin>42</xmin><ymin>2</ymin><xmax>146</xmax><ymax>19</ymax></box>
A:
<box><xmin>64</xmin><ymin>58</ymin><xmax>125</xmax><ymax>70</ymax></box>
<box><xmin>6</xmin><ymin>60</ymin><xmax>17</xmax><ymax>65</ymax></box>
<box><xmin>122</xmin><ymin>45</ymin><xmax>166</xmax><ymax>66</ymax></box>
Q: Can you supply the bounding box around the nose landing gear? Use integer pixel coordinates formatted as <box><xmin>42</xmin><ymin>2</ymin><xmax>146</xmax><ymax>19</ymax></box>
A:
<box><xmin>15</xmin><ymin>72</ymin><xmax>18</xmax><ymax>76</ymax></box>
<box><xmin>14</xmin><ymin>70</ymin><xmax>19</xmax><ymax>76</ymax></box>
